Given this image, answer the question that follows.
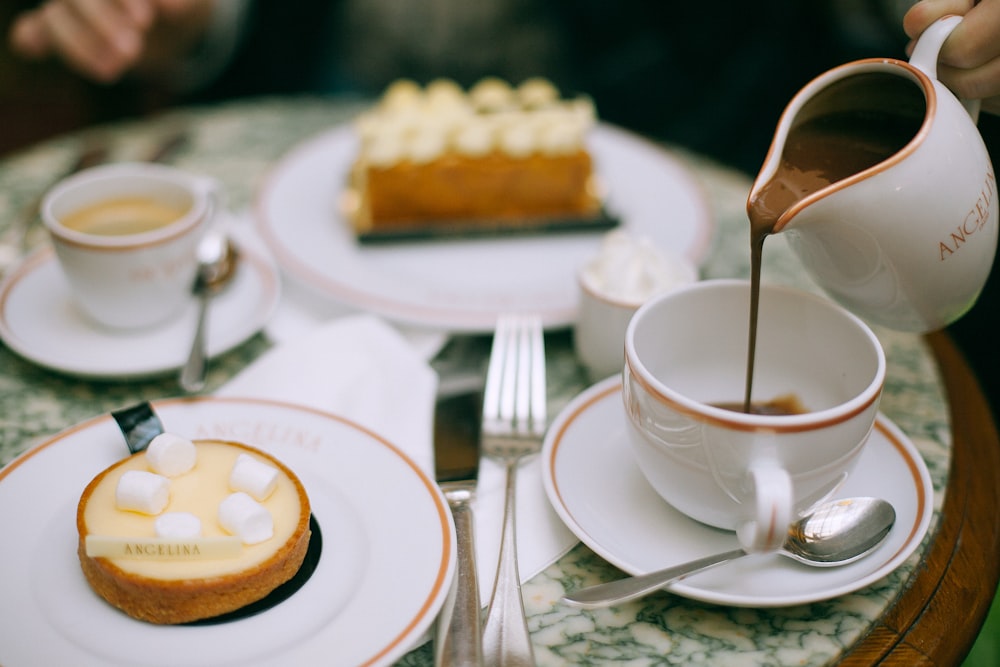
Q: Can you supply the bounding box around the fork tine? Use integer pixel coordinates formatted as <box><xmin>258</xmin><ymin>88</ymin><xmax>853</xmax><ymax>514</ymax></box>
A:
<box><xmin>528</xmin><ymin>316</ymin><xmax>546</xmax><ymax>435</ymax></box>
<box><xmin>483</xmin><ymin>314</ymin><xmax>546</xmax><ymax>437</ymax></box>
<box><xmin>483</xmin><ymin>315</ymin><xmax>512</xmax><ymax>431</ymax></box>
<box><xmin>500</xmin><ymin>318</ymin><xmax>520</xmax><ymax>427</ymax></box>
<box><xmin>514</xmin><ymin>317</ymin><xmax>533</xmax><ymax>435</ymax></box>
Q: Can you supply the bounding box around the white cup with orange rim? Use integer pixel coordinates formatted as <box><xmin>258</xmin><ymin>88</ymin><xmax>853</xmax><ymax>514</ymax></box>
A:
<box><xmin>622</xmin><ymin>279</ymin><xmax>886</xmax><ymax>552</ymax></box>
<box><xmin>42</xmin><ymin>162</ymin><xmax>219</xmax><ymax>330</ymax></box>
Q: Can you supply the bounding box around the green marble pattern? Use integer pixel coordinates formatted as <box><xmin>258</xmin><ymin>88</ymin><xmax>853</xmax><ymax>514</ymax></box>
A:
<box><xmin>0</xmin><ymin>98</ymin><xmax>949</xmax><ymax>665</ymax></box>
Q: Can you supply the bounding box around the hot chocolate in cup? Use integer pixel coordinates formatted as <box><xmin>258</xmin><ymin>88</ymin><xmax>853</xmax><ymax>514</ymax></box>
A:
<box><xmin>622</xmin><ymin>279</ymin><xmax>885</xmax><ymax>552</ymax></box>
<box><xmin>42</xmin><ymin>162</ymin><xmax>219</xmax><ymax>330</ymax></box>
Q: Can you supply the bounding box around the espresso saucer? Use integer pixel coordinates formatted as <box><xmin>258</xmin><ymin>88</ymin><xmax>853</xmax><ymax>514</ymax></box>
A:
<box><xmin>542</xmin><ymin>377</ymin><xmax>935</xmax><ymax>608</ymax></box>
<box><xmin>0</xmin><ymin>238</ymin><xmax>280</xmax><ymax>380</ymax></box>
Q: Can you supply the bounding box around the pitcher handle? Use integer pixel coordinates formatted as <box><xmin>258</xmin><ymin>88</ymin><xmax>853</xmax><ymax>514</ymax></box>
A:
<box><xmin>909</xmin><ymin>14</ymin><xmax>982</xmax><ymax>121</ymax></box>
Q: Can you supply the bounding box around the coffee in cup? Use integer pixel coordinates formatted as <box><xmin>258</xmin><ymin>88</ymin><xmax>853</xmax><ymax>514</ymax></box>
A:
<box><xmin>42</xmin><ymin>162</ymin><xmax>219</xmax><ymax>330</ymax></box>
<box><xmin>59</xmin><ymin>197</ymin><xmax>189</xmax><ymax>237</ymax></box>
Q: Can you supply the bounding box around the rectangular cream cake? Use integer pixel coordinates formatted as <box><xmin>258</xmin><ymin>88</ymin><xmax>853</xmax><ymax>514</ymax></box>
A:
<box><xmin>344</xmin><ymin>77</ymin><xmax>611</xmax><ymax>240</ymax></box>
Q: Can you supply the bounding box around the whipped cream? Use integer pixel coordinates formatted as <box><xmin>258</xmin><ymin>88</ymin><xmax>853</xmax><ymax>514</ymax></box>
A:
<box><xmin>356</xmin><ymin>76</ymin><xmax>595</xmax><ymax>165</ymax></box>
<box><xmin>518</xmin><ymin>77</ymin><xmax>559</xmax><ymax>107</ymax></box>
<box><xmin>582</xmin><ymin>231</ymin><xmax>696</xmax><ymax>304</ymax></box>
<box><xmin>470</xmin><ymin>77</ymin><xmax>516</xmax><ymax>111</ymax></box>
<box><xmin>381</xmin><ymin>79</ymin><xmax>423</xmax><ymax>109</ymax></box>
<box><xmin>453</xmin><ymin>118</ymin><xmax>496</xmax><ymax>157</ymax></box>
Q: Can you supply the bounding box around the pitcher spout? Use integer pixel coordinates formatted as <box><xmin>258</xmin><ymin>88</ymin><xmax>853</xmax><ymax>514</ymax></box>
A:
<box><xmin>749</xmin><ymin>60</ymin><xmax>930</xmax><ymax>236</ymax></box>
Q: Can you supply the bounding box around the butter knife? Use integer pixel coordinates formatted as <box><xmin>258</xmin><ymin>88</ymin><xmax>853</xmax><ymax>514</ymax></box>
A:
<box><xmin>434</xmin><ymin>390</ymin><xmax>484</xmax><ymax>667</ymax></box>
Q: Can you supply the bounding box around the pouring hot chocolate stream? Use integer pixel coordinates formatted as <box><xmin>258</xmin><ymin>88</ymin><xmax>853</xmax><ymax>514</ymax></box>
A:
<box><xmin>741</xmin><ymin>15</ymin><xmax>997</xmax><ymax>411</ymax></box>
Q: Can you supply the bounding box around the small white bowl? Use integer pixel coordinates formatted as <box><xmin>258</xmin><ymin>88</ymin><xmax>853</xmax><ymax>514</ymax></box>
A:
<box><xmin>574</xmin><ymin>239</ymin><xmax>696</xmax><ymax>380</ymax></box>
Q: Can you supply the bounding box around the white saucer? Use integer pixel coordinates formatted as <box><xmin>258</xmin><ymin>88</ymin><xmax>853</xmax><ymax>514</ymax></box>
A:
<box><xmin>542</xmin><ymin>377</ymin><xmax>935</xmax><ymax>608</ymax></box>
<box><xmin>0</xmin><ymin>235</ymin><xmax>280</xmax><ymax>380</ymax></box>
<box><xmin>0</xmin><ymin>397</ymin><xmax>455</xmax><ymax>666</ymax></box>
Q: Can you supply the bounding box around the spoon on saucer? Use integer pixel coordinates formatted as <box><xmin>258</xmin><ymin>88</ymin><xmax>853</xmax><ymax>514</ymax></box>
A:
<box><xmin>562</xmin><ymin>496</ymin><xmax>895</xmax><ymax>609</ymax></box>
<box><xmin>179</xmin><ymin>232</ymin><xmax>239</xmax><ymax>393</ymax></box>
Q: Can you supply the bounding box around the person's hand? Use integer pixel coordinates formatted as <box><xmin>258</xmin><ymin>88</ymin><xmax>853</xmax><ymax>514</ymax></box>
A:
<box><xmin>904</xmin><ymin>0</ymin><xmax>1000</xmax><ymax>115</ymax></box>
<box><xmin>8</xmin><ymin>0</ymin><xmax>213</xmax><ymax>84</ymax></box>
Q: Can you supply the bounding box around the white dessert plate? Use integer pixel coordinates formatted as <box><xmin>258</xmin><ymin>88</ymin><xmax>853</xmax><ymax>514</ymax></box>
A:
<box><xmin>255</xmin><ymin>122</ymin><xmax>713</xmax><ymax>332</ymax></box>
<box><xmin>542</xmin><ymin>378</ymin><xmax>935</xmax><ymax>608</ymax></box>
<box><xmin>0</xmin><ymin>235</ymin><xmax>279</xmax><ymax>380</ymax></box>
<box><xmin>0</xmin><ymin>397</ymin><xmax>455</xmax><ymax>667</ymax></box>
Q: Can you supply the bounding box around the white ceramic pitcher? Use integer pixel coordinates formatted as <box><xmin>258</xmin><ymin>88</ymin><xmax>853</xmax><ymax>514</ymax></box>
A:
<box><xmin>749</xmin><ymin>16</ymin><xmax>997</xmax><ymax>332</ymax></box>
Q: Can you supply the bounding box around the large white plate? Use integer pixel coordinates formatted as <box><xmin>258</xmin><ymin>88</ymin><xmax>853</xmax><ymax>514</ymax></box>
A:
<box><xmin>0</xmin><ymin>398</ymin><xmax>455</xmax><ymax>666</ymax></box>
<box><xmin>0</xmin><ymin>234</ymin><xmax>279</xmax><ymax>380</ymax></box>
<box><xmin>255</xmin><ymin>123</ymin><xmax>713</xmax><ymax>332</ymax></box>
<box><xmin>542</xmin><ymin>378</ymin><xmax>934</xmax><ymax>608</ymax></box>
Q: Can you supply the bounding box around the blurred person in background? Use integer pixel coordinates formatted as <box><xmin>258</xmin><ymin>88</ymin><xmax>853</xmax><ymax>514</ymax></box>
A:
<box><xmin>8</xmin><ymin>0</ymin><xmax>1000</xmax><ymax>415</ymax></box>
<box><xmin>9</xmin><ymin>0</ymin><xmax>966</xmax><ymax>174</ymax></box>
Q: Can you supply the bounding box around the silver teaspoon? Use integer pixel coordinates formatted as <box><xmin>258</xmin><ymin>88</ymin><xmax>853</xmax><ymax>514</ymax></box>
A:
<box><xmin>562</xmin><ymin>496</ymin><xmax>895</xmax><ymax>609</ymax></box>
<box><xmin>179</xmin><ymin>233</ymin><xmax>238</xmax><ymax>393</ymax></box>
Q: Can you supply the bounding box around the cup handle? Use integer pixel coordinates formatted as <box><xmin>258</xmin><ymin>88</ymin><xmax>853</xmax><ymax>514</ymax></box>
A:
<box><xmin>736</xmin><ymin>462</ymin><xmax>792</xmax><ymax>553</ymax></box>
<box><xmin>909</xmin><ymin>15</ymin><xmax>982</xmax><ymax>121</ymax></box>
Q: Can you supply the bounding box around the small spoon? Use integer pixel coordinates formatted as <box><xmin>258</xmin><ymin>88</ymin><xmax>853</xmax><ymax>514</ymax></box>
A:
<box><xmin>179</xmin><ymin>232</ymin><xmax>238</xmax><ymax>393</ymax></box>
<box><xmin>562</xmin><ymin>496</ymin><xmax>896</xmax><ymax>609</ymax></box>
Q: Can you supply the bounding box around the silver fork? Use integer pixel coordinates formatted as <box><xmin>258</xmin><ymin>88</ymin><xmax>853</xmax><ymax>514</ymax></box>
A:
<box><xmin>481</xmin><ymin>314</ymin><xmax>546</xmax><ymax>667</ymax></box>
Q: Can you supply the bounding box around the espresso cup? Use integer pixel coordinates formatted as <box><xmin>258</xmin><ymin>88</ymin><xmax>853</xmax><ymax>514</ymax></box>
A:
<box><xmin>622</xmin><ymin>279</ymin><xmax>885</xmax><ymax>552</ymax></box>
<box><xmin>42</xmin><ymin>162</ymin><xmax>218</xmax><ymax>329</ymax></box>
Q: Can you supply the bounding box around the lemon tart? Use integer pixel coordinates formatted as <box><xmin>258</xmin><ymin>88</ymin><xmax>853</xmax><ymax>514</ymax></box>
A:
<box><xmin>76</xmin><ymin>438</ymin><xmax>311</xmax><ymax>624</ymax></box>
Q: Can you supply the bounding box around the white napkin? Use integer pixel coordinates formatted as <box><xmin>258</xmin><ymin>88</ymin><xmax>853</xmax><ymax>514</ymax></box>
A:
<box><xmin>215</xmin><ymin>311</ymin><xmax>576</xmax><ymax>601</ymax></box>
<box><xmin>216</xmin><ymin>314</ymin><xmax>437</xmax><ymax>473</ymax></box>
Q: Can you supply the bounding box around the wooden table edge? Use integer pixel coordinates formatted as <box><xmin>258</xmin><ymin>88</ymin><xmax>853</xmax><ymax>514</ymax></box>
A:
<box><xmin>839</xmin><ymin>331</ymin><xmax>1000</xmax><ymax>665</ymax></box>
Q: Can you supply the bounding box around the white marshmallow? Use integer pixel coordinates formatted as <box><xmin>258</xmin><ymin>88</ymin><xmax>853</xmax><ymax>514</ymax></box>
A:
<box><xmin>218</xmin><ymin>492</ymin><xmax>273</xmax><ymax>545</ymax></box>
<box><xmin>145</xmin><ymin>433</ymin><xmax>197</xmax><ymax>477</ymax></box>
<box><xmin>229</xmin><ymin>454</ymin><xmax>279</xmax><ymax>501</ymax></box>
<box><xmin>116</xmin><ymin>470</ymin><xmax>170</xmax><ymax>515</ymax></box>
<box><xmin>154</xmin><ymin>512</ymin><xmax>202</xmax><ymax>539</ymax></box>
